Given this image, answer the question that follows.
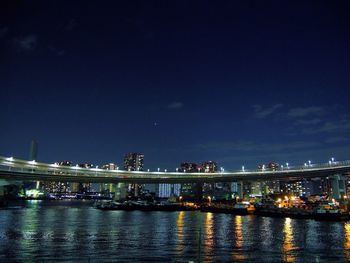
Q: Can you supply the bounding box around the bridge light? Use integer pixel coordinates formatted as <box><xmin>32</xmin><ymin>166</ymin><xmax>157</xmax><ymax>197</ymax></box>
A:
<box><xmin>176</xmin><ymin>168</ymin><xmax>179</xmax><ymax>172</ymax></box>
<box><xmin>242</xmin><ymin>166</ymin><xmax>245</xmax><ymax>172</ymax></box>
<box><xmin>6</xmin><ymin>157</ymin><xmax>14</xmax><ymax>161</ymax></box>
<box><xmin>262</xmin><ymin>165</ymin><xmax>265</xmax><ymax>171</ymax></box>
<box><xmin>281</xmin><ymin>165</ymin><xmax>284</xmax><ymax>170</ymax></box>
<box><xmin>286</xmin><ymin>162</ymin><xmax>289</xmax><ymax>168</ymax></box>
<box><xmin>329</xmin><ymin>160</ymin><xmax>332</xmax><ymax>166</ymax></box>
<box><xmin>304</xmin><ymin>163</ymin><xmax>307</xmax><ymax>167</ymax></box>
<box><xmin>164</xmin><ymin>169</ymin><xmax>167</xmax><ymax>172</ymax></box>
<box><xmin>157</xmin><ymin>168</ymin><xmax>160</xmax><ymax>172</ymax></box>
<box><xmin>331</xmin><ymin>157</ymin><xmax>335</xmax><ymax>163</ymax></box>
<box><xmin>147</xmin><ymin>169</ymin><xmax>150</xmax><ymax>172</ymax></box>
<box><xmin>308</xmin><ymin>160</ymin><xmax>311</xmax><ymax>166</ymax></box>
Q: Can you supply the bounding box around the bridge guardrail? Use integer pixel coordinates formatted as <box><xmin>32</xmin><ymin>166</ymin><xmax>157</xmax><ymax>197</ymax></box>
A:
<box><xmin>1</xmin><ymin>156</ymin><xmax>350</xmax><ymax>180</ymax></box>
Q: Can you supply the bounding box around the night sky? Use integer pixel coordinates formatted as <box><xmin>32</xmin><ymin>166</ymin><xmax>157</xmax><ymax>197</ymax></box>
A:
<box><xmin>1</xmin><ymin>1</ymin><xmax>350</xmax><ymax>170</ymax></box>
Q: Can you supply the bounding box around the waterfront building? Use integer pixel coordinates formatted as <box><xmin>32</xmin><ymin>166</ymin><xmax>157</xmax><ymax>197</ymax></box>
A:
<box><xmin>157</xmin><ymin>184</ymin><xmax>181</xmax><ymax>198</ymax></box>
<box><xmin>265</xmin><ymin>181</ymin><xmax>281</xmax><ymax>194</ymax></box>
<box><xmin>100</xmin><ymin>163</ymin><xmax>117</xmax><ymax>196</ymax></box>
<box><xmin>43</xmin><ymin>160</ymin><xmax>73</xmax><ymax>194</ymax></box>
<box><xmin>78</xmin><ymin>163</ymin><xmax>94</xmax><ymax>193</ymax></box>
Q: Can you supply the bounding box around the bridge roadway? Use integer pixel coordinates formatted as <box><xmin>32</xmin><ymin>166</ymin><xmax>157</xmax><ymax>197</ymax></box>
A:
<box><xmin>0</xmin><ymin>156</ymin><xmax>350</xmax><ymax>184</ymax></box>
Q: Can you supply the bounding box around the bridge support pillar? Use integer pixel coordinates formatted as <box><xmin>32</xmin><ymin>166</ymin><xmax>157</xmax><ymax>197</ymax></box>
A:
<box><xmin>330</xmin><ymin>174</ymin><xmax>347</xmax><ymax>200</ymax></box>
<box><xmin>114</xmin><ymin>183</ymin><xmax>127</xmax><ymax>201</ymax></box>
<box><xmin>0</xmin><ymin>186</ymin><xmax>6</xmax><ymax>206</ymax></box>
<box><xmin>194</xmin><ymin>183</ymin><xmax>203</xmax><ymax>202</ymax></box>
<box><xmin>0</xmin><ymin>186</ymin><xmax>5</xmax><ymax>197</ymax></box>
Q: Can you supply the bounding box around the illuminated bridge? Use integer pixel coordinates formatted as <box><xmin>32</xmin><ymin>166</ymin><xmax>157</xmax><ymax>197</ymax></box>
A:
<box><xmin>1</xmin><ymin>156</ymin><xmax>350</xmax><ymax>184</ymax></box>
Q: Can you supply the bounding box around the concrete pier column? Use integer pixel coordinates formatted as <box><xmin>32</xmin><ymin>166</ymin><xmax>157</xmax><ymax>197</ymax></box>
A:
<box><xmin>330</xmin><ymin>174</ymin><xmax>347</xmax><ymax>200</ymax></box>
<box><xmin>194</xmin><ymin>182</ymin><xmax>203</xmax><ymax>202</ymax></box>
<box><xmin>0</xmin><ymin>186</ymin><xmax>5</xmax><ymax>198</ymax></box>
<box><xmin>114</xmin><ymin>183</ymin><xmax>127</xmax><ymax>201</ymax></box>
<box><xmin>0</xmin><ymin>186</ymin><xmax>6</xmax><ymax>207</ymax></box>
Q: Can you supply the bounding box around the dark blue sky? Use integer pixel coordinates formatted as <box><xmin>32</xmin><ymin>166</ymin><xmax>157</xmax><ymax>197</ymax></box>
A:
<box><xmin>1</xmin><ymin>1</ymin><xmax>350</xmax><ymax>170</ymax></box>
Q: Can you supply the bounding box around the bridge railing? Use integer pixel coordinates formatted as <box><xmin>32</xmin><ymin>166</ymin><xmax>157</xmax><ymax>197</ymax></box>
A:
<box><xmin>1</xmin><ymin>156</ymin><xmax>350</xmax><ymax>180</ymax></box>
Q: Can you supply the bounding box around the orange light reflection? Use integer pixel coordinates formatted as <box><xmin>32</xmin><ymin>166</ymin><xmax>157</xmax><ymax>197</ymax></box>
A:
<box><xmin>282</xmin><ymin>217</ymin><xmax>296</xmax><ymax>262</ymax></box>
<box><xmin>232</xmin><ymin>216</ymin><xmax>246</xmax><ymax>261</ymax></box>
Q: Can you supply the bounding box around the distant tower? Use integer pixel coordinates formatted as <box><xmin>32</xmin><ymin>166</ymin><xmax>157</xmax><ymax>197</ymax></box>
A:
<box><xmin>28</xmin><ymin>140</ymin><xmax>39</xmax><ymax>189</ymax></box>
<box><xmin>29</xmin><ymin>140</ymin><xmax>38</xmax><ymax>161</ymax></box>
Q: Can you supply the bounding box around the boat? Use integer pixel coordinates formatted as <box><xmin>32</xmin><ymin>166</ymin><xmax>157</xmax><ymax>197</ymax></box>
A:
<box><xmin>200</xmin><ymin>202</ymin><xmax>255</xmax><ymax>215</ymax></box>
<box><xmin>313</xmin><ymin>205</ymin><xmax>350</xmax><ymax>221</ymax></box>
<box><xmin>94</xmin><ymin>200</ymin><xmax>196</xmax><ymax>211</ymax></box>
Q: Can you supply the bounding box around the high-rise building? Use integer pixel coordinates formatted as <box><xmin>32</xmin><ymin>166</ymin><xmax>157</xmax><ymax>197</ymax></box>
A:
<box><xmin>201</xmin><ymin>161</ymin><xmax>218</xmax><ymax>173</ymax></box>
<box><xmin>124</xmin><ymin>153</ymin><xmax>144</xmax><ymax>197</ymax></box>
<box><xmin>124</xmin><ymin>153</ymin><xmax>144</xmax><ymax>171</ymax></box>
<box><xmin>179</xmin><ymin>162</ymin><xmax>198</xmax><ymax>172</ymax></box>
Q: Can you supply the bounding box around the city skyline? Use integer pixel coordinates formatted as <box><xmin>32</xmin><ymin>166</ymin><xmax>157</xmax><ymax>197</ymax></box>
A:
<box><xmin>1</xmin><ymin>1</ymin><xmax>350</xmax><ymax>170</ymax></box>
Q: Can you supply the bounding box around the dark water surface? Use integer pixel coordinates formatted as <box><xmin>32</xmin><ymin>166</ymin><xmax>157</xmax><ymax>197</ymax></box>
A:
<box><xmin>0</xmin><ymin>200</ymin><xmax>350</xmax><ymax>262</ymax></box>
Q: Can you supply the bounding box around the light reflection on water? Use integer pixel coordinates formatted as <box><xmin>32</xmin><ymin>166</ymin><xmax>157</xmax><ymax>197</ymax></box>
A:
<box><xmin>203</xmin><ymin>212</ymin><xmax>214</xmax><ymax>258</ymax></box>
<box><xmin>0</xmin><ymin>201</ymin><xmax>350</xmax><ymax>262</ymax></box>
<box><xmin>282</xmin><ymin>217</ymin><xmax>296</xmax><ymax>262</ymax></box>
<box><xmin>232</xmin><ymin>215</ymin><xmax>246</xmax><ymax>261</ymax></box>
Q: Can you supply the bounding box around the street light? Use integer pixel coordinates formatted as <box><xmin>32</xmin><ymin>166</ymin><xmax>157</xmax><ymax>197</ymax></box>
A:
<box><xmin>242</xmin><ymin>165</ymin><xmax>245</xmax><ymax>172</ymax></box>
<box><xmin>157</xmin><ymin>168</ymin><xmax>160</xmax><ymax>172</ymax></box>
<box><xmin>286</xmin><ymin>162</ymin><xmax>289</xmax><ymax>169</ymax></box>
<box><xmin>308</xmin><ymin>160</ymin><xmax>311</xmax><ymax>166</ymax></box>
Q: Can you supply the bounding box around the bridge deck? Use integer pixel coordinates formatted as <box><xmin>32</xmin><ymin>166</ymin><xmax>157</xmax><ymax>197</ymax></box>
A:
<box><xmin>1</xmin><ymin>156</ymin><xmax>350</xmax><ymax>183</ymax></box>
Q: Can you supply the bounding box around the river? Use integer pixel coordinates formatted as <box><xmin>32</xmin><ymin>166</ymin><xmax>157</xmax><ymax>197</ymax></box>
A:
<box><xmin>0</xmin><ymin>200</ymin><xmax>349</xmax><ymax>262</ymax></box>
